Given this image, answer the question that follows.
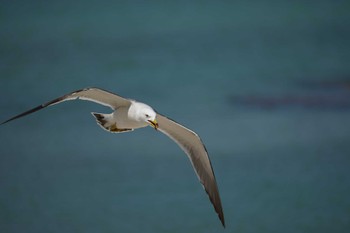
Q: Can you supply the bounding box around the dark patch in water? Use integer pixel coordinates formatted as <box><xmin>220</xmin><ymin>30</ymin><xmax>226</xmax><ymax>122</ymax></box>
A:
<box><xmin>229</xmin><ymin>94</ymin><xmax>350</xmax><ymax>110</ymax></box>
<box><xmin>298</xmin><ymin>78</ymin><xmax>350</xmax><ymax>91</ymax></box>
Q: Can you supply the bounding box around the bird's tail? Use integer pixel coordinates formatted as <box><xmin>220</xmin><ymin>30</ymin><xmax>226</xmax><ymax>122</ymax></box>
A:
<box><xmin>91</xmin><ymin>112</ymin><xmax>132</xmax><ymax>133</ymax></box>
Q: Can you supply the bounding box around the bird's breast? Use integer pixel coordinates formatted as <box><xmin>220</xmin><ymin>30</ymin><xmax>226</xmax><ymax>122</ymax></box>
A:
<box><xmin>114</xmin><ymin>107</ymin><xmax>148</xmax><ymax>129</ymax></box>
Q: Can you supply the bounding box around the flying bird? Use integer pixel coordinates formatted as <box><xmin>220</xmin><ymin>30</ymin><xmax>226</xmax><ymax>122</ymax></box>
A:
<box><xmin>1</xmin><ymin>87</ymin><xmax>225</xmax><ymax>227</ymax></box>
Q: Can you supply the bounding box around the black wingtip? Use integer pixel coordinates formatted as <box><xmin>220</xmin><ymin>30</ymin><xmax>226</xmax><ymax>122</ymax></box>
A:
<box><xmin>1</xmin><ymin>119</ymin><xmax>12</xmax><ymax>125</ymax></box>
<box><xmin>0</xmin><ymin>91</ymin><xmax>72</xmax><ymax>126</ymax></box>
<box><xmin>1</xmin><ymin>104</ymin><xmax>45</xmax><ymax>125</ymax></box>
<box><xmin>221</xmin><ymin>215</ymin><xmax>226</xmax><ymax>228</ymax></box>
<box><xmin>218</xmin><ymin>207</ymin><xmax>226</xmax><ymax>228</ymax></box>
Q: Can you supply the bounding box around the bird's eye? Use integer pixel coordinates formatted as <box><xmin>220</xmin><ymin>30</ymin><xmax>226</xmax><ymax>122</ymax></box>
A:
<box><xmin>145</xmin><ymin>114</ymin><xmax>149</xmax><ymax>118</ymax></box>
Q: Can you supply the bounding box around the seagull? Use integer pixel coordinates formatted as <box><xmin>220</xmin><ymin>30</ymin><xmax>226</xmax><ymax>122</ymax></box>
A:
<box><xmin>1</xmin><ymin>87</ymin><xmax>225</xmax><ymax>227</ymax></box>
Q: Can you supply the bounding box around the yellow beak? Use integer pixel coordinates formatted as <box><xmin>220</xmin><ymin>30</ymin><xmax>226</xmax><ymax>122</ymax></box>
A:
<box><xmin>148</xmin><ymin>119</ymin><xmax>159</xmax><ymax>130</ymax></box>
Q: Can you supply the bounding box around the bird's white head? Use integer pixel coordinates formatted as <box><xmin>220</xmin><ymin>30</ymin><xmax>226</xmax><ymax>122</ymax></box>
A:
<box><xmin>131</xmin><ymin>102</ymin><xmax>158</xmax><ymax>130</ymax></box>
<box><xmin>143</xmin><ymin>108</ymin><xmax>158</xmax><ymax>130</ymax></box>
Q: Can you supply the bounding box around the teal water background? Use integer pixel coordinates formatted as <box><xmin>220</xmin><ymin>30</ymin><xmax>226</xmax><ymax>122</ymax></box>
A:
<box><xmin>1</xmin><ymin>1</ymin><xmax>350</xmax><ymax>232</ymax></box>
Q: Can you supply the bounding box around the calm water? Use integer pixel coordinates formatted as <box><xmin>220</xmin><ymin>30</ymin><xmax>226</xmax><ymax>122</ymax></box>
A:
<box><xmin>1</xmin><ymin>1</ymin><xmax>350</xmax><ymax>232</ymax></box>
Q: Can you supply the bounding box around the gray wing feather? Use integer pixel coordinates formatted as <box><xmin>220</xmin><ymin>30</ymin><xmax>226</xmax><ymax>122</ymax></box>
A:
<box><xmin>156</xmin><ymin>114</ymin><xmax>225</xmax><ymax>227</ymax></box>
<box><xmin>1</xmin><ymin>87</ymin><xmax>131</xmax><ymax>125</ymax></box>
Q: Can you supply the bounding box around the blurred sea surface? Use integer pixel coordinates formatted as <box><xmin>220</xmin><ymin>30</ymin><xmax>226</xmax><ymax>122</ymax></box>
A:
<box><xmin>0</xmin><ymin>1</ymin><xmax>349</xmax><ymax>232</ymax></box>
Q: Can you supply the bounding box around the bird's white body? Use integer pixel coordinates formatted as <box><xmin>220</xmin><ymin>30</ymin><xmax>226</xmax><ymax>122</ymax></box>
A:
<box><xmin>95</xmin><ymin>101</ymin><xmax>157</xmax><ymax>132</ymax></box>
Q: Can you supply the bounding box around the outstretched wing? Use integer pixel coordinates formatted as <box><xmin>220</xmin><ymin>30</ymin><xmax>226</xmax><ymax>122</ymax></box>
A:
<box><xmin>156</xmin><ymin>114</ymin><xmax>225</xmax><ymax>227</ymax></box>
<box><xmin>1</xmin><ymin>87</ymin><xmax>131</xmax><ymax>125</ymax></box>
